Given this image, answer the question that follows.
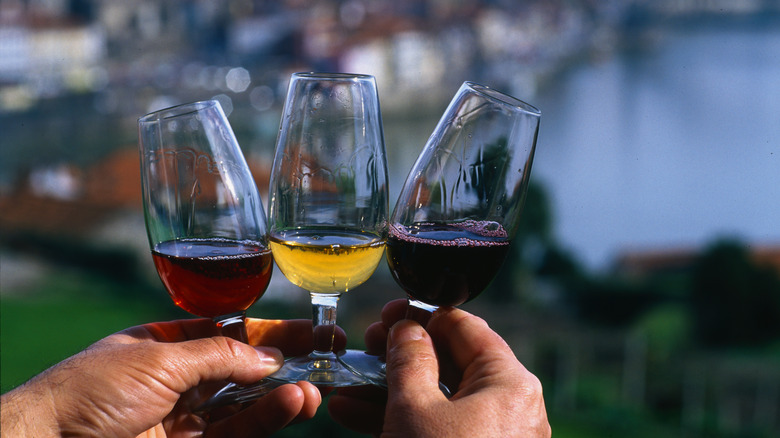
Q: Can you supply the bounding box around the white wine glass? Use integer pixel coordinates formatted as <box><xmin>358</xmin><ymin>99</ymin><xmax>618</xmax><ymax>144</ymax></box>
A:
<box><xmin>265</xmin><ymin>72</ymin><xmax>389</xmax><ymax>386</ymax></box>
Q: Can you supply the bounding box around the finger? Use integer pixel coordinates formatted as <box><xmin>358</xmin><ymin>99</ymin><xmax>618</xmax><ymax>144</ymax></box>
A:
<box><xmin>363</xmin><ymin>298</ymin><xmax>409</xmax><ymax>355</ymax></box>
<box><xmin>153</xmin><ymin>337</ymin><xmax>284</xmax><ymax>392</ymax></box>
<box><xmin>291</xmin><ymin>381</ymin><xmax>321</xmax><ymax>424</ymax></box>
<box><xmin>113</xmin><ymin>318</ymin><xmax>218</xmax><ymax>344</ymax></box>
<box><xmin>245</xmin><ymin>319</ymin><xmax>347</xmax><ymax>356</ymax></box>
<box><xmin>426</xmin><ymin>307</ymin><xmax>516</xmax><ymax>377</ymax></box>
<box><xmin>385</xmin><ymin>320</ymin><xmax>443</xmax><ymax>405</ymax></box>
<box><xmin>363</xmin><ymin>321</ymin><xmax>388</xmax><ymax>355</ymax></box>
<box><xmin>328</xmin><ymin>386</ymin><xmax>387</xmax><ymax>435</ymax></box>
<box><xmin>246</xmin><ymin>319</ymin><xmax>311</xmax><ymax>355</ymax></box>
<box><xmin>380</xmin><ymin>299</ymin><xmax>409</xmax><ymax>327</ymax></box>
<box><xmin>205</xmin><ymin>384</ymin><xmax>312</xmax><ymax>438</ymax></box>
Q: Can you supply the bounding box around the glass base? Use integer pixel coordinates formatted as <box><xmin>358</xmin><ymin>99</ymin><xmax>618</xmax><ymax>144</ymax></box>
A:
<box><xmin>195</xmin><ymin>349</ymin><xmax>451</xmax><ymax>413</ymax></box>
<box><xmin>265</xmin><ymin>350</ymin><xmax>371</xmax><ymax>387</ymax></box>
<box><xmin>338</xmin><ymin>346</ymin><xmax>454</xmax><ymax>397</ymax></box>
<box><xmin>195</xmin><ymin>349</ymin><xmax>374</xmax><ymax>413</ymax></box>
<box><xmin>337</xmin><ymin>349</ymin><xmax>388</xmax><ymax>388</ymax></box>
<box><xmin>195</xmin><ymin>379</ymin><xmax>282</xmax><ymax>413</ymax></box>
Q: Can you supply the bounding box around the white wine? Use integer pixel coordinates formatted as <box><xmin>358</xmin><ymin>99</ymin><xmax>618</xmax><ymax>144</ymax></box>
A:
<box><xmin>269</xmin><ymin>229</ymin><xmax>385</xmax><ymax>294</ymax></box>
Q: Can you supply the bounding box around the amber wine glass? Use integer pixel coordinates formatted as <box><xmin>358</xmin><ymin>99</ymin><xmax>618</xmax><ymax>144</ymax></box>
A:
<box><xmin>265</xmin><ymin>72</ymin><xmax>388</xmax><ymax>385</ymax></box>
<box><xmin>138</xmin><ymin>100</ymin><xmax>275</xmax><ymax>406</ymax></box>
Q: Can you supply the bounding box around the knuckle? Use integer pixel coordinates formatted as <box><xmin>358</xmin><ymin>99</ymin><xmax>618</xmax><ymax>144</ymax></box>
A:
<box><xmin>203</xmin><ymin>336</ymin><xmax>246</xmax><ymax>363</ymax></box>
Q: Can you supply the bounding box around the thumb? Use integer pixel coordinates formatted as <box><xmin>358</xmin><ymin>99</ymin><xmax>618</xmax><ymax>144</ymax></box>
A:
<box><xmin>385</xmin><ymin>320</ymin><xmax>442</xmax><ymax>404</ymax></box>
<box><xmin>156</xmin><ymin>337</ymin><xmax>283</xmax><ymax>392</ymax></box>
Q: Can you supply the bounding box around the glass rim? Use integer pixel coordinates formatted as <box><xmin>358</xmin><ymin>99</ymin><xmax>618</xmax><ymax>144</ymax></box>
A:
<box><xmin>464</xmin><ymin>81</ymin><xmax>541</xmax><ymax>117</ymax></box>
<box><xmin>292</xmin><ymin>71</ymin><xmax>376</xmax><ymax>81</ymax></box>
<box><xmin>138</xmin><ymin>99</ymin><xmax>221</xmax><ymax>125</ymax></box>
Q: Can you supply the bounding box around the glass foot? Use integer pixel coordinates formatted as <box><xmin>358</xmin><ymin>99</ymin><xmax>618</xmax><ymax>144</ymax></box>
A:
<box><xmin>337</xmin><ymin>349</ymin><xmax>388</xmax><ymax>388</ymax></box>
<box><xmin>195</xmin><ymin>379</ymin><xmax>282</xmax><ymax>413</ymax></box>
<box><xmin>339</xmin><ymin>349</ymin><xmax>453</xmax><ymax>397</ymax></box>
<box><xmin>265</xmin><ymin>350</ymin><xmax>371</xmax><ymax>387</ymax></box>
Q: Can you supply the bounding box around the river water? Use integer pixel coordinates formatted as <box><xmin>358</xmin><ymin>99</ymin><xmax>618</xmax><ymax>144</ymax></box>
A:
<box><xmin>390</xmin><ymin>17</ymin><xmax>780</xmax><ymax>271</ymax></box>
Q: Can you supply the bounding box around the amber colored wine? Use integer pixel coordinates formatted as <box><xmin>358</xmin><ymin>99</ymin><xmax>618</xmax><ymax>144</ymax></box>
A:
<box><xmin>269</xmin><ymin>229</ymin><xmax>385</xmax><ymax>294</ymax></box>
<box><xmin>152</xmin><ymin>238</ymin><xmax>273</xmax><ymax>317</ymax></box>
<box><xmin>386</xmin><ymin>221</ymin><xmax>511</xmax><ymax>307</ymax></box>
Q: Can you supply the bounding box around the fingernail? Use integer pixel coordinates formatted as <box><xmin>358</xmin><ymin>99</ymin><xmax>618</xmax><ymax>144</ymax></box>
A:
<box><xmin>253</xmin><ymin>346</ymin><xmax>283</xmax><ymax>367</ymax></box>
<box><xmin>390</xmin><ymin>320</ymin><xmax>425</xmax><ymax>345</ymax></box>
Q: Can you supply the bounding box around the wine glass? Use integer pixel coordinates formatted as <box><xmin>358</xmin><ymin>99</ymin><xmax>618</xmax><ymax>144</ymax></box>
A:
<box><xmin>138</xmin><ymin>99</ymin><xmax>275</xmax><ymax>406</ymax></box>
<box><xmin>348</xmin><ymin>81</ymin><xmax>540</xmax><ymax>387</ymax></box>
<box><xmin>265</xmin><ymin>72</ymin><xmax>388</xmax><ymax>386</ymax></box>
<box><xmin>388</xmin><ymin>81</ymin><xmax>540</xmax><ymax>315</ymax></box>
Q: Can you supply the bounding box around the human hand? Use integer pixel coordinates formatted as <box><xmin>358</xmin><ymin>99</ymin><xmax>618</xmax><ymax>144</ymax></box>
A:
<box><xmin>1</xmin><ymin>317</ymin><xmax>339</xmax><ymax>438</ymax></box>
<box><xmin>328</xmin><ymin>300</ymin><xmax>551</xmax><ymax>437</ymax></box>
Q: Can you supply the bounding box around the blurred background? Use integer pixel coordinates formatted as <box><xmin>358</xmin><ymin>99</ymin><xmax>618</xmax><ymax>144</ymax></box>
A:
<box><xmin>1</xmin><ymin>0</ymin><xmax>779</xmax><ymax>436</ymax></box>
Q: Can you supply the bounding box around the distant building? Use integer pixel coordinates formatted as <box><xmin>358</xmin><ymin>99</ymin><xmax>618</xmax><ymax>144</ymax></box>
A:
<box><xmin>0</xmin><ymin>3</ymin><xmax>106</xmax><ymax>110</ymax></box>
<box><xmin>0</xmin><ymin>146</ymin><xmax>271</xmax><ymax>239</ymax></box>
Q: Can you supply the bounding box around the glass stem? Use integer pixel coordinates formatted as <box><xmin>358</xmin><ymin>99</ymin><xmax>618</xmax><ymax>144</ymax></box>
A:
<box><xmin>405</xmin><ymin>298</ymin><xmax>438</xmax><ymax>325</ymax></box>
<box><xmin>310</xmin><ymin>293</ymin><xmax>340</xmax><ymax>368</ymax></box>
<box><xmin>214</xmin><ymin>311</ymin><xmax>249</xmax><ymax>344</ymax></box>
<box><xmin>406</xmin><ymin>298</ymin><xmax>454</xmax><ymax>398</ymax></box>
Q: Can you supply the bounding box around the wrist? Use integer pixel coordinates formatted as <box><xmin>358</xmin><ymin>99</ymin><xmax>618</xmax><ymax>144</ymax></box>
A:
<box><xmin>1</xmin><ymin>375</ymin><xmax>62</xmax><ymax>437</ymax></box>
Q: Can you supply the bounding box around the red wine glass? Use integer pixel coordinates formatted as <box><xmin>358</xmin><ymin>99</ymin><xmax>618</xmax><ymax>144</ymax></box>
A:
<box><xmin>388</xmin><ymin>81</ymin><xmax>540</xmax><ymax>314</ymax></box>
<box><xmin>138</xmin><ymin>100</ymin><xmax>275</xmax><ymax>407</ymax></box>
<box><xmin>347</xmin><ymin>81</ymin><xmax>540</xmax><ymax>387</ymax></box>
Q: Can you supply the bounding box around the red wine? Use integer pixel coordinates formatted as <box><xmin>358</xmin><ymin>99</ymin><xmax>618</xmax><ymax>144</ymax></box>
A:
<box><xmin>152</xmin><ymin>238</ymin><xmax>273</xmax><ymax>317</ymax></box>
<box><xmin>386</xmin><ymin>221</ymin><xmax>511</xmax><ymax>307</ymax></box>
